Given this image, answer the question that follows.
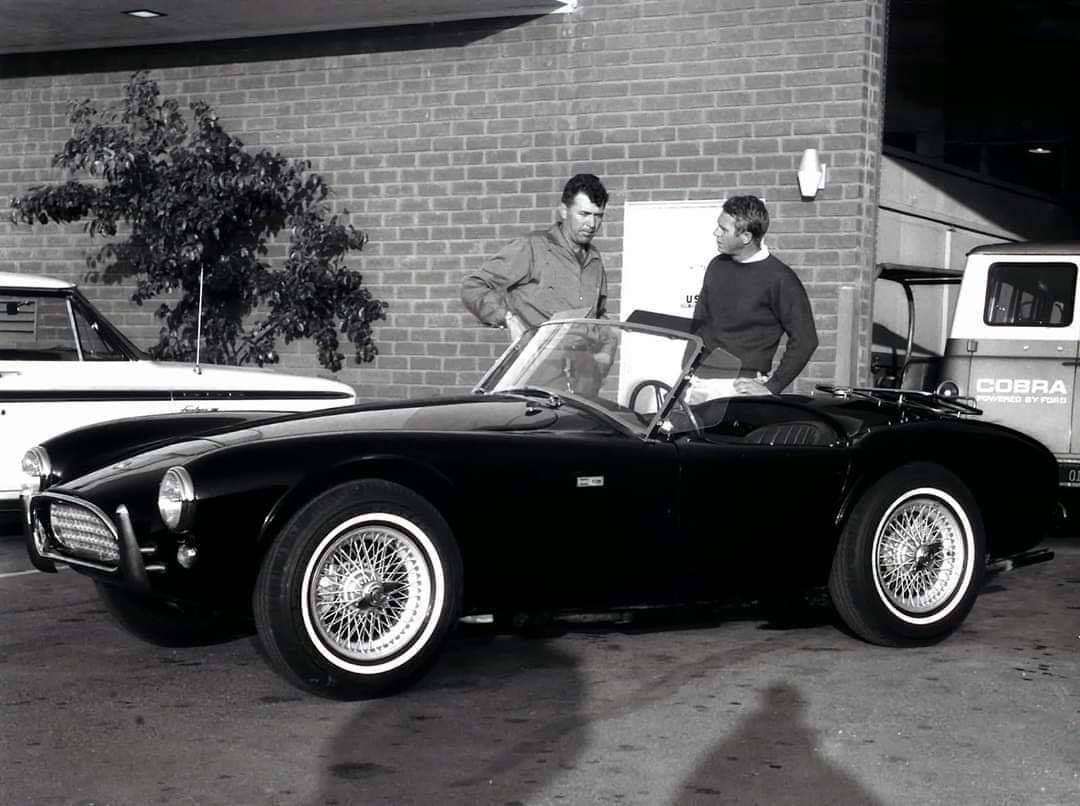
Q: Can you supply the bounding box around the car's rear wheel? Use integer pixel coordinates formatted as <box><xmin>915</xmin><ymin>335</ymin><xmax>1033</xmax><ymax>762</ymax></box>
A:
<box><xmin>829</xmin><ymin>463</ymin><xmax>985</xmax><ymax>646</ymax></box>
<box><xmin>95</xmin><ymin>583</ymin><xmax>244</xmax><ymax>647</ymax></box>
<box><xmin>253</xmin><ymin>480</ymin><xmax>462</xmax><ymax>699</ymax></box>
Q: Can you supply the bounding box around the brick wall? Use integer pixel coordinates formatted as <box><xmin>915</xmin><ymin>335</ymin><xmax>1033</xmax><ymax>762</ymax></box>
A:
<box><xmin>0</xmin><ymin>0</ymin><xmax>888</xmax><ymax>400</ymax></box>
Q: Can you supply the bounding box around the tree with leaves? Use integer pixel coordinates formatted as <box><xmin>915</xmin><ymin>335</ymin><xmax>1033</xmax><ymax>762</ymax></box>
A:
<box><xmin>10</xmin><ymin>71</ymin><xmax>386</xmax><ymax>371</ymax></box>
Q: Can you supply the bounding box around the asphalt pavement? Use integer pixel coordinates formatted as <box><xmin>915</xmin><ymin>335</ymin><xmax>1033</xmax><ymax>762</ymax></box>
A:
<box><xmin>1</xmin><ymin>525</ymin><xmax>1078</xmax><ymax>805</ymax></box>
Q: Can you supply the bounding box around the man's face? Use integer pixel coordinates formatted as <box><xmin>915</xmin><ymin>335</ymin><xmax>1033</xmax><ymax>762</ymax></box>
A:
<box><xmin>559</xmin><ymin>192</ymin><xmax>605</xmax><ymax>248</ymax></box>
<box><xmin>714</xmin><ymin>212</ymin><xmax>750</xmax><ymax>256</ymax></box>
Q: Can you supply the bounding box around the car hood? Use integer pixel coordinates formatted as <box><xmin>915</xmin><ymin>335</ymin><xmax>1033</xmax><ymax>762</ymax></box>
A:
<box><xmin>195</xmin><ymin>394</ymin><xmax>568</xmax><ymax>448</ymax></box>
<box><xmin>50</xmin><ymin>395</ymin><xmax>572</xmax><ymax>488</ymax></box>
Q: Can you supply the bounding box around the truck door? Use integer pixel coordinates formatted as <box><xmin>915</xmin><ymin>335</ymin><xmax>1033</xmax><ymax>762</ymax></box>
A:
<box><xmin>947</xmin><ymin>258</ymin><xmax>1079</xmax><ymax>457</ymax></box>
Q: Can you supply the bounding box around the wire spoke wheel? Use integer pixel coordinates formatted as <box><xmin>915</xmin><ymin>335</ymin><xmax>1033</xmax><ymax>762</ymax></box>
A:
<box><xmin>873</xmin><ymin>495</ymin><xmax>967</xmax><ymax>615</ymax></box>
<box><xmin>307</xmin><ymin>521</ymin><xmax>433</xmax><ymax>663</ymax></box>
<box><xmin>829</xmin><ymin>465</ymin><xmax>985</xmax><ymax>647</ymax></box>
<box><xmin>255</xmin><ymin>480</ymin><xmax>462</xmax><ymax>698</ymax></box>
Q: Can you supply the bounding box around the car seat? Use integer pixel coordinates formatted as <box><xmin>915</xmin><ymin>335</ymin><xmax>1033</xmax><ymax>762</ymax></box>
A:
<box><xmin>742</xmin><ymin>420</ymin><xmax>835</xmax><ymax>446</ymax></box>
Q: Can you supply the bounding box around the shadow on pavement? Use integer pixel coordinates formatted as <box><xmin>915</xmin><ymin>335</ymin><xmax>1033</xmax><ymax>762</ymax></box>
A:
<box><xmin>675</xmin><ymin>682</ymin><xmax>882</xmax><ymax>805</ymax></box>
<box><xmin>306</xmin><ymin>630</ymin><xmax>585</xmax><ymax>806</ymax></box>
<box><xmin>0</xmin><ymin>511</ymin><xmax>22</xmax><ymax>539</ymax></box>
<box><xmin>305</xmin><ymin>603</ymin><xmax>848</xmax><ymax>805</ymax></box>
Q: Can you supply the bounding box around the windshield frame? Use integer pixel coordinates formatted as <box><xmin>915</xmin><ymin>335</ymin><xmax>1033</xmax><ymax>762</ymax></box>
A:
<box><xmin>473</xmin><ymin>317</ymin><xmax>706</xmax><ymax>440</ymax></box>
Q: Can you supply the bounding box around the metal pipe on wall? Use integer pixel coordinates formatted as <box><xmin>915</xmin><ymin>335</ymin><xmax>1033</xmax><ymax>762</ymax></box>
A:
<box><xmin>835</xmin><ymin>284</ymin><xmax>857</xmax><ymax>386</ymax></box>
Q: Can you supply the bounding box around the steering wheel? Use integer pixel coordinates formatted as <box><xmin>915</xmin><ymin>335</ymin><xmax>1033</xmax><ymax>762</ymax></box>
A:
<box><xmin>627</xmin><ymin>379</ymin><xmax>700</xmax><ymax>433</ymax></box>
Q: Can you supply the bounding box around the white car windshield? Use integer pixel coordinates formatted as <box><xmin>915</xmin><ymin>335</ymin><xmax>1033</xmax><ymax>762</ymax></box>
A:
<box><xmin>475</xmin><ymin>317</ymin><xmax>742</xmax><ymax>436</ymax></box>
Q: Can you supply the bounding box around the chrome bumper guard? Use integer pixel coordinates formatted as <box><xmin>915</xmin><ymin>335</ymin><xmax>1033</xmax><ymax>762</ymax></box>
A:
<box><xmin>27</xmin><ymin>492</ymin><xmax>162</xmax><ymax>593</ymax></box>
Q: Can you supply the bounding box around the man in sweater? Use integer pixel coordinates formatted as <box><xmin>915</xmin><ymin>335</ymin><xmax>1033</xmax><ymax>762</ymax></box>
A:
<box><xmin>690</xmin><ymin>195</ymin><xmax>818</xmax><ymax>399</ymax></box>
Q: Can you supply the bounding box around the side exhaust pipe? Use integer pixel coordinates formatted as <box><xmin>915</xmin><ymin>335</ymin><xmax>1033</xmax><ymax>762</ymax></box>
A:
<box><xmin>986</xmin><ymin>548</ymin><xmax>1055</xmax><ymax>577</ymax></box>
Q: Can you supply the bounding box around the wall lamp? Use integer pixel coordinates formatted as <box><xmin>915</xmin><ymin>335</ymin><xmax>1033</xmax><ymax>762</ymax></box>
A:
<box><xmin>797</xmin><ymin>148</ymin><xmax>827</xmax><ymax>200</ymax></box>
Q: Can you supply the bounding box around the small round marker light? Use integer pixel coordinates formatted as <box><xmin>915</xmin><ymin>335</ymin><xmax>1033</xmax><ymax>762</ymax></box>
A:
<box><xmin>936</xmin><ymin>381</ymin><xmax>960</xmax><ymax>399</ymax></box>
<box><xmin>176</xmin><ymin>541</ymin><xmax>198</xmax><ymax>569</ymax></box>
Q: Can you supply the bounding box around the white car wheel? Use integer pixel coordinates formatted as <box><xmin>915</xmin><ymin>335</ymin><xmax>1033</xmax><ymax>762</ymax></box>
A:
<box><xmin>872</xmin><ymin>488</ymin><xmax>973</xmax><ymax>624</ymax></box>
<box><xmin>254</xmin><ymin>480</ymin><xmax>462</xmax><ymax>698</ymax></box>
<box><xmin>829</xmin><ymin>463</ymin><xmax>985</xmax><ymax>646</ymax></box>
<box><xmin>301</xmin><ymin>512</ymin><xmax>442</xmax><ymax>674</ymax></box>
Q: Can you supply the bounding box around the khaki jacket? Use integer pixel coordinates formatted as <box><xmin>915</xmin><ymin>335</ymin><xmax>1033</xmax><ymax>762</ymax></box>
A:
<box><xmin>461</xmin><ymin>223</ymin><xmax>608</xmax><ymax>329</ymax></box>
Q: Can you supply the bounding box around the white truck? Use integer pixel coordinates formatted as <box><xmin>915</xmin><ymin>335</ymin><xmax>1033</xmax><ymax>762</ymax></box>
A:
<box><xmin>875</xmin><ymin>241</ymin><xmax>1080</xmax><ymax>495</ymax></box>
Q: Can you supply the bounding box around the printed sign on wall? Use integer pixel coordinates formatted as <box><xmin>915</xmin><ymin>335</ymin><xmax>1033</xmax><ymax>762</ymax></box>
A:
<box><xmin>621</xmin><ymin>199</ymin><xmax>727</xmax><ymax>320</ymax></box>
<box><xmin>618</xmin><ymin>200</ymin><xmax>726</xmax><ymax>407</ymax></box>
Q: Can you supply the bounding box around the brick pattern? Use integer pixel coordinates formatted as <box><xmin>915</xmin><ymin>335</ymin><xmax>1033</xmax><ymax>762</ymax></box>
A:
<box><xmin>0</xmin><ymin>0</ymin><xmax>887</xmax><ymax>400</ymax></box>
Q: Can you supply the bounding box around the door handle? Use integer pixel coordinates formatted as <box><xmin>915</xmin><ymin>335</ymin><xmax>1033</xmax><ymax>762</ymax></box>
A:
<box><xmin>1061</xmin><ymin>360</ymin><xmax>1080</xmax><ymax>367</ymax></box>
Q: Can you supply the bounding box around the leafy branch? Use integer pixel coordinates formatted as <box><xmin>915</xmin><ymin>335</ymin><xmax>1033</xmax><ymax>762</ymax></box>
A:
<box><xmin>10</xmin><ymin>71</ymin><xmax>387</xmax><ymax>371</ymax></box>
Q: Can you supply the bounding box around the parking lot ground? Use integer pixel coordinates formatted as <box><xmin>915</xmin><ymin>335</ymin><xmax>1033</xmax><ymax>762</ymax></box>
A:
<box><xmin>1</xmin><ymin>532</ymin><xmax>1078</xmax><ymax>805</ymax></box>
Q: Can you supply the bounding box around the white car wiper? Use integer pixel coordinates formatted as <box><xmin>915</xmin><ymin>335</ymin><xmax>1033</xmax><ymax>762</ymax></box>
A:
<box><xmin>497</xmin><ymin>386</ymin><xmax>564</xmax><ymax>409</ymax></box>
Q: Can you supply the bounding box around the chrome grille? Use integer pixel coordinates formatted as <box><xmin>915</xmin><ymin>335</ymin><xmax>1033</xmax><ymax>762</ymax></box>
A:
<box><xmin>50</xmin><ymin>502</ymin><xmax>119</xmax><ymax>564</ymax></box>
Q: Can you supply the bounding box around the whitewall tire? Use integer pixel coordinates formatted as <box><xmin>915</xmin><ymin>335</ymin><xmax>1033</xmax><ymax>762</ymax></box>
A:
<box><xmin>254</xmin><ymin>480</ymin><xmax>462</xmax><ymax>698</ymax></box>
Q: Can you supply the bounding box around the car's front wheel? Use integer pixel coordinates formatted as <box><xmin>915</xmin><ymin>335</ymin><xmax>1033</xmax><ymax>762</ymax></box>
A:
<box><xmin>829</xmin><ymin>463</ymin><xmax>985</xmax><ymax>646</ymax></box>
<box><xmin>253</xmin><ymin>480</ymin><xmax>462</xmax><ymax>699</ymax></box>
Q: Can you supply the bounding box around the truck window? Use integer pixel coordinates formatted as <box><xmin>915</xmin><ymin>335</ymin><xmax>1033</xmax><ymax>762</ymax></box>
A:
<box><xmin>983</xmin><ymin>262</ymin><xmax>1076</xmax><ymax>327</ymax></box>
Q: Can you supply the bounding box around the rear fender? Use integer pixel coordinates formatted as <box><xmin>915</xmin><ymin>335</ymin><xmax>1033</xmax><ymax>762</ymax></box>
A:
<box><xmin>835</xmin><ymin>430</ymin><xmax>988</xmax><ymax>532</ymax></box>
<box><xmin>835</xmin><ymin>426</ymin><xmax>1057</xmax><ymax>556</ymax></box>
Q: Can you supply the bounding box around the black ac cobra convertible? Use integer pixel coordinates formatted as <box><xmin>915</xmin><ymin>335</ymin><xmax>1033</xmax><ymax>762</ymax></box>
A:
<box><xmin>22</xmin><ymin>316</ymin><xmax>1058</xmax><ymax>698</ymax></box>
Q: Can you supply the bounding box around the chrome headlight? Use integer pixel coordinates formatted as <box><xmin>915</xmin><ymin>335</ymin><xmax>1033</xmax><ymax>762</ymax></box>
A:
<box><xmin>21</xmin><ymin>446</ymin><xmax>52</xmax><ymax>492</ymax></box>
<box><xmin>158</xmin><ymin>467</ymin><xmax>196</xmax><ymax>532</ymax></box>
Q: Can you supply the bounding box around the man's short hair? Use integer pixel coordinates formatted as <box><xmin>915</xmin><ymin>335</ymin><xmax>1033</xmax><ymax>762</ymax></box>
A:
<box><xmin>562</xmin><ymin>173</ymin><xmax>609</xmax><ymax>208</ymax></box>
<box><xmin>722</xmin><ymin>195</ymin><xmax>770</xmax><ymax>243</ymax></box>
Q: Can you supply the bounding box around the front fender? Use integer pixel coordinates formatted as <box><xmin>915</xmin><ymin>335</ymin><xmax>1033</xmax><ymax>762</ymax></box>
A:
<box><xmin>37</xmin><ymin>410</ymin><xmax>292</xmax><ymax>492</ymax></box>
<box><xmin>256</xmin><ymin>453</ymin><xmax>459</xmax><ymax>551</ymax></box>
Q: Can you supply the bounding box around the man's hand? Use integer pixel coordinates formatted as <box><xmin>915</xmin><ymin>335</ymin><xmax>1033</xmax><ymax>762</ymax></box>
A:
<box><xmin>505</xmin><ymin>311</ymin><xmax>526</xmax><ymax>341</ymax></box>
<box><xmin>594</xmin><ymin>351</ymin><xmax>612</xmax><ymax>369</ymax></box>
<box><xmin>733</xmin><ymin>373</ymin><xmax>773</xmax><ymax>396</ymax></box>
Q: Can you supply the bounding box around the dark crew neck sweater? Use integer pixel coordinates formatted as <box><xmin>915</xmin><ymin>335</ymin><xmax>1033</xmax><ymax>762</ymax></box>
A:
<box><xmin>691</xmin><ymin>253</ymin><xmax>818</xmax><ymax>394</ymax></box>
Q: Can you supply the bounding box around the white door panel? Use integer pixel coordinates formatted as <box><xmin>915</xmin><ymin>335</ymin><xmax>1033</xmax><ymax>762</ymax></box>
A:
<box><xmin>0</xmin><ymin>360</ymin><xmax>351</xmax><ymax>499</ymax></box>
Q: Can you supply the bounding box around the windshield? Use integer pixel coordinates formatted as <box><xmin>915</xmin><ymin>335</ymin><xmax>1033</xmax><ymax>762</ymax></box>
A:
<box><xmin>474</xmin><ymin>318</ymin><xmax>740</xmax><ymax>436</ymax></box>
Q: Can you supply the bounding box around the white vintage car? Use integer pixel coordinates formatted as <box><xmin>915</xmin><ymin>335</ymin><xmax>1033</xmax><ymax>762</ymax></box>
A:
<box><xmin>0</xmin><ymin>272</ymin><xmax>356</xmax><ymax>508</ymax></box>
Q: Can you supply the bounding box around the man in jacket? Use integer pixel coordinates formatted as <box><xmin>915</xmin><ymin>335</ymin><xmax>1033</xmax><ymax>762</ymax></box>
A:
<box><xmin>461</xmin><ymin>173</ymin><xmax>614</xmax><ymax>394</ymax></box>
